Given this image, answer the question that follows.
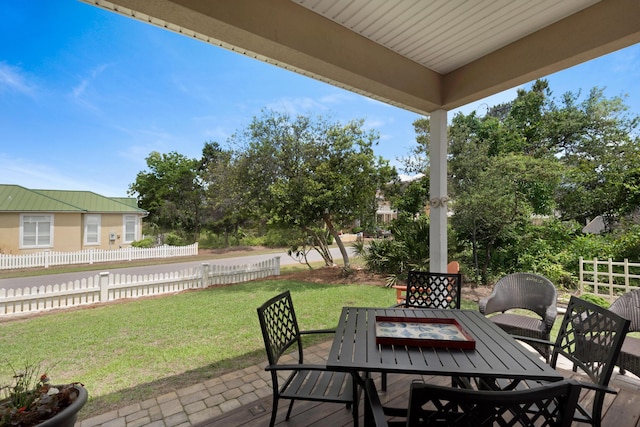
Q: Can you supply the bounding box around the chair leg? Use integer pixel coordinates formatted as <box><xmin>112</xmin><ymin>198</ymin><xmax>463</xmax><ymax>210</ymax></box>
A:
<box><xmin>381</xmin><ymin>372</ymin><xmax>387</xmax><ymax>391</ymax></box>
<box><xmin>269</xmin><ymin>396</ymin><xmax>279</xmax><ymax>427</ymax></box>
<box><xmin>286</xmin><ymin>399</ymin><xmax>295</xmax><ymax>420</ymax></box>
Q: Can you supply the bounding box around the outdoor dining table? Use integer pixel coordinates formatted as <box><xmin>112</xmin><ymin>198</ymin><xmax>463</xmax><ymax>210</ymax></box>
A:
<box><xmin>327</xmin><ymin>306</ymin><xmax>563</xmax><ymax>385</ymax></box>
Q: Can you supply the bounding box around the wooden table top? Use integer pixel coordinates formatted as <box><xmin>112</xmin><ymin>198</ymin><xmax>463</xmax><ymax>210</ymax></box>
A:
<box><xmin>327</xmin><ymin>307</ymin><xmax>563</xmax><ymax>382</ymax></box>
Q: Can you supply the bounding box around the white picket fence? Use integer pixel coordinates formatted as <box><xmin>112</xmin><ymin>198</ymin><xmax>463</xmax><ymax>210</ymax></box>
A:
<box><xmin>579</xmin><ymin>257</ymin><xmax>640</xmax><ymax>300</ymax></box>
<box><xmin>0</xmin><ymin>243</ymin><xmax>199</xmax><ymax>270</ymax></box>
<box><xmin>0</xmin><ymin>256</ymin><xmax>280</xmax><ymax>316</ymax></box>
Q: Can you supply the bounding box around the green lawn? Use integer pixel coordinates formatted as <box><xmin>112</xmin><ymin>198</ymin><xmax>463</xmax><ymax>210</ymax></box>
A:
<box><xmin>0</xmin><ymin>279</ymin><xmax>411</xmax><ymax>419</ymax></box>
<box><xmin>0</xmin><ymin>274</ymin><xmax>488</xmax><ymax>420</ymax></box>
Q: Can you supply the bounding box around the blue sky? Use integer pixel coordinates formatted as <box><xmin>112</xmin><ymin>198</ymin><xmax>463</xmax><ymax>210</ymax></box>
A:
<box><xmin>2</xmin><ymin>1</ymin><xmax>639</xmax><ymax>197</ymax></box>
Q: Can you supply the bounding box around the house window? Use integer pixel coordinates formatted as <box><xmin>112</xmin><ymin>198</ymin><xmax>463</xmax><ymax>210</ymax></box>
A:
<box><xmin>84</xmin><ymin>214</ymin><xmax>101</xmax><ymax>245</ymax></box>
<box><xmin>123</xmin><ymin>215</ymin><xmax>137</xmax><ymax>243</ymax></box>
<box><xmin>20</xmin><ymin>214</ymin><xmax>53</xmax><ymax>248</ymax></box>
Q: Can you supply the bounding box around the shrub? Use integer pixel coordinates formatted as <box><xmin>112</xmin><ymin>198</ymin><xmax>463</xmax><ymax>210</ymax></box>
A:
<box><xmin>579</xmin><ymin>293</ymin><xmax>610</xmax><ymax>308</ymax></box>
<box><xmin>163</xmin><ymin>232</ymin><xmax>188</xmax><ymax>246</ymax></box>
<box><xmin>131</xmin><ymin>237</ymin><xmax>154</xmax><ymax>248</ymax></box>
<box><xmin>612</xmin><ymin>224</ymin><xmax>640</xmax><ymax>261</ymax></box>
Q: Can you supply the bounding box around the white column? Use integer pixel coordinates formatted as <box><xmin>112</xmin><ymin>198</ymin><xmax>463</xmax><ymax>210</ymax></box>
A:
<box><xmin>429</xmin><ymin>109</ymin><xmax>448</xmax><ymax>273</ymax></box>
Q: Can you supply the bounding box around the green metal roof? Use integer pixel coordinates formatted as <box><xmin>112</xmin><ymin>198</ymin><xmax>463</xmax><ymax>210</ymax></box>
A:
<box><xmin>0</xmin><ymin>185</ymin><xmax>83</xmax><ymax>212</ymax></box>
<box><xmin>0</xmin><ymin>185</ymin><xmax>146</xmax><ymax>214</ymax></box>
<box><xmin>35</xmin><ymin>190</ymin><xmax>146</xmax><ymax>213</ymax></box>
<box><xmin>111</xmin><ymin>197</ymin><xmax>139</xmax><ymax>208</ymax></box>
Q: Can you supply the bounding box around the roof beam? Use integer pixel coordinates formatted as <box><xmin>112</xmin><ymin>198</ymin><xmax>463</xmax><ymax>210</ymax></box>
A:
<box><xmin>442</xmin><ymin>0</ymin><xmax>640</xmax><ymax>110</ymax></box>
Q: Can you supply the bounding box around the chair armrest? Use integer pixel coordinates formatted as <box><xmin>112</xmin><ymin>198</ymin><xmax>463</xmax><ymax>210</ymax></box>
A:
<box><xmin>574</xmin><ymin>380</ymin><xmax>618</xmax><ymax>395</ymax></box>
<box><xmin>479</xmin><ymin>293</ymin><xmax>507</xmax><ymax>315</ymax></box>
<box><xmin>511</xmin><ymin>335</ymin><xmax>554</xmax><ymax>348</ymax></box>
<box><xmin>544</xmin><ymin>305</ymin><xmax>558</xmax><ymax>331</ymax></box>
<box><xmin>299</xmin><ymin>328</ymin><xmax>336</xmax><ymax>335</ymax></box>
<box><xmin>478</xmin><ymin>296</ymin><xmax>489</xmax><ymax>314</ymax></box>
<box><xmin>265</xmin><ymin>363</ymin><xmax>333</xmax><ymax>372</ymax></box>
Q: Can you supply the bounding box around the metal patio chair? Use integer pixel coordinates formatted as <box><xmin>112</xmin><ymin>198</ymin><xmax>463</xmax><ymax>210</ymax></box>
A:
<box><xmin>256</xmin><ymin>291</ymin><xmax>358</xmax><ymax>427</ymax></box>
<box><xmin>483</xmin><ymin>296</ymin><xmax>630</xmax><ymax>427</ymax></box>
<box><xmin>479</xmin><ymin>272</ymin><xmax>557</xmax><ymax>362</ymax></box>
<box><xmin>392</xmin><ymin>261</ymin><xmax>460</xmax><ymax>304</ymax></box>
<box><xmin>609</xmin><ymin>289</ymin><xmax>640</xmax><ymax>377</ymax></box>
<box><xmin>363</xmin><ymin>377</ymin><xmax>582</xmax><ymax>427</ymax></box>
<box><xmin>395</xmin><ymin>270</ymin><xmax>462</xmax><ymax>309</ymax></box>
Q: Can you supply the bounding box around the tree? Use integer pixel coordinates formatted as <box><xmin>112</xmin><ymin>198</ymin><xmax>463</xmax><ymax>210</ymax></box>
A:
<box><xmin>551</xmin><ymin>88</ymin><xmax>640</xmax><ymax>228</ymax></box>
<box><xmin>451</xmin><ymin>153</ymin><xmax>559</xmax><ymax>283</ymax></box>
<box><xmin>199</xmin><ymin>142</ymin><xmax>252</xmax><ymax>246</ymax></box>
<box><xmin>233</xmin><ymin>110</ymin><xmax>395</xmax><ymax>268</ymax></box>
<box><xmin>129</xmin><ymin>151</ymin><xmax>203</xmax><ymax>239</ymax></box>
<box><xmin>448</xmin><ymin>79</ymin><xmax>639</xmax><ymax>283</ymax></box>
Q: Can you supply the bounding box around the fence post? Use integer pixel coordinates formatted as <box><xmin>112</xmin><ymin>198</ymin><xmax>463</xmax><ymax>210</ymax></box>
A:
<box><xmin>625</xmin><ymin>259</ymin><xmax>630</xmax><ymax>293</ymax></box>
<box><xmin>44</xmin><ymin>250</ymin><xmax>50</xmax><ymax>269</ymax></box>
<box><xmin>274</xmin><ymin>256</ymin><xmax>280</xmax><ymax>276</ymax></box>
<box><xmin>100</xmin><ymin>272</ymin><xmax>109</xmax><ymax>302</ymax></box>
<box><xmin>608</xmin><ymin>258</ymin><xmax>614</xmax><ymax>299</ymax></box>
<box><xmin>592</xmin><ymin>257</ymin><xmax>599</xmax><ymax>295</ymax></box>
<box><xmin>579</xmin><ymin>256</ymin><xmax>584</xmax><ymax>293</ymax></box>
<box><xmin>201</xmin><ymin>263</ymin><xmax>210</xmax><ymax>288</ymax></box>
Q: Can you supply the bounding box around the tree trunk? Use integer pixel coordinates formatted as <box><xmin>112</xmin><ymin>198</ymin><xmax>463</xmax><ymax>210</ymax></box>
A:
<box><xmin>323</xmin><ymin>213</ymin><xmax>350</xmax><ymax>268</ymax></box>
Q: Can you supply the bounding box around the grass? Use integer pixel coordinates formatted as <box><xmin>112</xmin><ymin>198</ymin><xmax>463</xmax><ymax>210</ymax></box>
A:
<box><xmin>0</xmin><ymin>255</ymin><xmax>509</xmax><ymax>421</ymax></box>
<box><xmin>0</xmin><ymin>277</ymin><xmax>400</xmax><ymax>420</ymax></box>
<box><xmin>0</xmin><ymin>267</ymin><xmax>482</xmax><ymax>420</ymax></box>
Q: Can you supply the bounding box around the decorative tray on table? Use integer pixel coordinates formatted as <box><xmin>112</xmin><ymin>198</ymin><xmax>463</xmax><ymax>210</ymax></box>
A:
<box><xmin>375</xmin><ymin>316</ymin><xmax>476</xmax><ymax>349</ymax></box>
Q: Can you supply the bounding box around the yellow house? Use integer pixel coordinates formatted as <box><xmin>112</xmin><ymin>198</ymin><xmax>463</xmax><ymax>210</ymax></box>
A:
<box><xmin>0</xmin><ymin>184</ymin><xmax>147</xmax><ymax>254</ymax></box>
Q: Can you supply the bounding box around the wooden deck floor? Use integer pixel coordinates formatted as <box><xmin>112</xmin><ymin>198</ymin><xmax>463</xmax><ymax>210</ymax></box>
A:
<box><xmin>197</xmin><ymin>367</ymin><xmax>640</xmax><ymax>427</ymax></box>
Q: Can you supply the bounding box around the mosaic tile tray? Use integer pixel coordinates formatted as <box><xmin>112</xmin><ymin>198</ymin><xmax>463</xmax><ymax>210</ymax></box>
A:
<box><xmin>375</xmin><ymin>316</ymin><xmax>476</xmax><ymax>349</ymax></box>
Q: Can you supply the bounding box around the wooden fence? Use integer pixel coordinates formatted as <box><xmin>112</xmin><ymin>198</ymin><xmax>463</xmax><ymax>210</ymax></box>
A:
<box><xmin>579</xmin><ymin>257</ymin><xmax>640</xmax><ymax>300</ymax></box>
<box><xmin>0</xmin><ymin>256</ymin><xmax>280</xmax><ymax>316</ymax></box>
<box><xmin>0</xmin><ymin>243</ymin><xmax>199</xmax><ymax>270</ymax></box>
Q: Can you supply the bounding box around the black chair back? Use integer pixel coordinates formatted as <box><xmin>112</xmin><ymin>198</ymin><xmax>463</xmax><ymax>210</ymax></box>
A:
<box><xmin>551</xmin><ymin>296</ymin><xmax>629</xmax><ymax>386</ymax></box>
<box><xmin>406</xmin><ymin>379</ymin><xmax>582</xmax><ymax>426</ymax></box>
<box><xmin>550</xmin><ymin>296</ymin><xmax>630</xmax><ymax>425</ymax></box>
<box><xmin>404</xmin><ymin>271</ymin><xmax>462</xmax><ymax>309</ymax></box>
<box><xmin>257</xmin><ymin>290</ymin><xmax>303</xmax><ymax>366</ymax></box>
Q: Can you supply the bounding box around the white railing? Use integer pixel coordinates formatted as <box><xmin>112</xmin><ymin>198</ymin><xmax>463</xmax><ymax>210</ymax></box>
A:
<box><xmin>0</xmin><ymin>243</ymin><xmax>199</xmax><ymax>270</ymax></box>
<box><xmin>0</xmin><ymin>256</ymin><xmax>280</xmax><ymax>316</ymax></box>
<box><xmin>579</xmin><ymin>257</ymin><xmax>640</xmax><ymax>300</ymax></box>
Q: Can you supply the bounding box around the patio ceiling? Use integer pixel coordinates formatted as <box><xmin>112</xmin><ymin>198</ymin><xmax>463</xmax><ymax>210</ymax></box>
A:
<box><xmin>83</xmin><ymin>0</ymin><xmax>640</xmax><ymax>115</ymax></box>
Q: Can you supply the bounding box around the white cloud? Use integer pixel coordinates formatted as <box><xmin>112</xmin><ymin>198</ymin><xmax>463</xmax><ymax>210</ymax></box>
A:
<box><xmin>319</xmin><ymin>92</ymin><xmax>355</xmax><ymax>105</ymax></box>
<box><xmin>70</xmin><ymin>64</ymin><xmax>109</xmax><ymax>109</ymax></box>
<box><xmin>265</xmin><ymin>96</ymin><xmax>328</xmax><ymax>116</ymax></box>
<box><xmin>449</xmin><ymin>87</ymin><xmax>520</xmax><ymax>119</ymax></box>
<box><xmin>0</xmin><ymin>62</ymin><xmax>36</xmax><ymax>95</ymax></box>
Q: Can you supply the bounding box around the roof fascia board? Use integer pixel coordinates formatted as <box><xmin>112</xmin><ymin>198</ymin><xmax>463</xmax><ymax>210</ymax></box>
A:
<box><xmin>442</xmin><ymin>0</ymin><xmax>640</xmax><ymax>110</ymax></box>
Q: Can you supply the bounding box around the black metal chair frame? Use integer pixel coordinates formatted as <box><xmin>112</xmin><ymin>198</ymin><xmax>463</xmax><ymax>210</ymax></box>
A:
<box><xmin>363</xmin><ymin>377</ymin><xmax>582</xmax><ymax>427</ymax></box>
<box><xmin>479</xmin><ymin>272</ymin><xmax>558</xmax><ymax>362</ymax></box>
<box><xmin>396</xmin><ymin>271</ymin><xmax>462</xmax><ymax>310</ymax></box>
<box><xmin>609</xmin><ymin>289</ymin><xmax>640</xmax><ymax>378</ymax></box>
<box><xmin>257</xmin><ymin>290</ymin><xmax>358</xmax><ymax>427</ymax></box>
<box><xmin>490</xmin><ymin>296</ymin><xmax>630</xmax><ymax>427</ymax></box>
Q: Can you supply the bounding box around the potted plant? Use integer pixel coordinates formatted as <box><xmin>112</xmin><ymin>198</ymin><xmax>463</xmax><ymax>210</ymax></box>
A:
<box><xmin>1</xmin><ymin>362</ymin><xmax>87</xmax><ymax>427</ymax></box>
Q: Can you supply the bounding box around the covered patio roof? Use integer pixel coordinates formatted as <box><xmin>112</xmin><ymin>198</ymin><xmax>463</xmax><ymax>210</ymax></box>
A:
<box><xmin>82</xmin><ymin>0</ymin><xmax>640</xmax><ymax>115</ymax></box>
